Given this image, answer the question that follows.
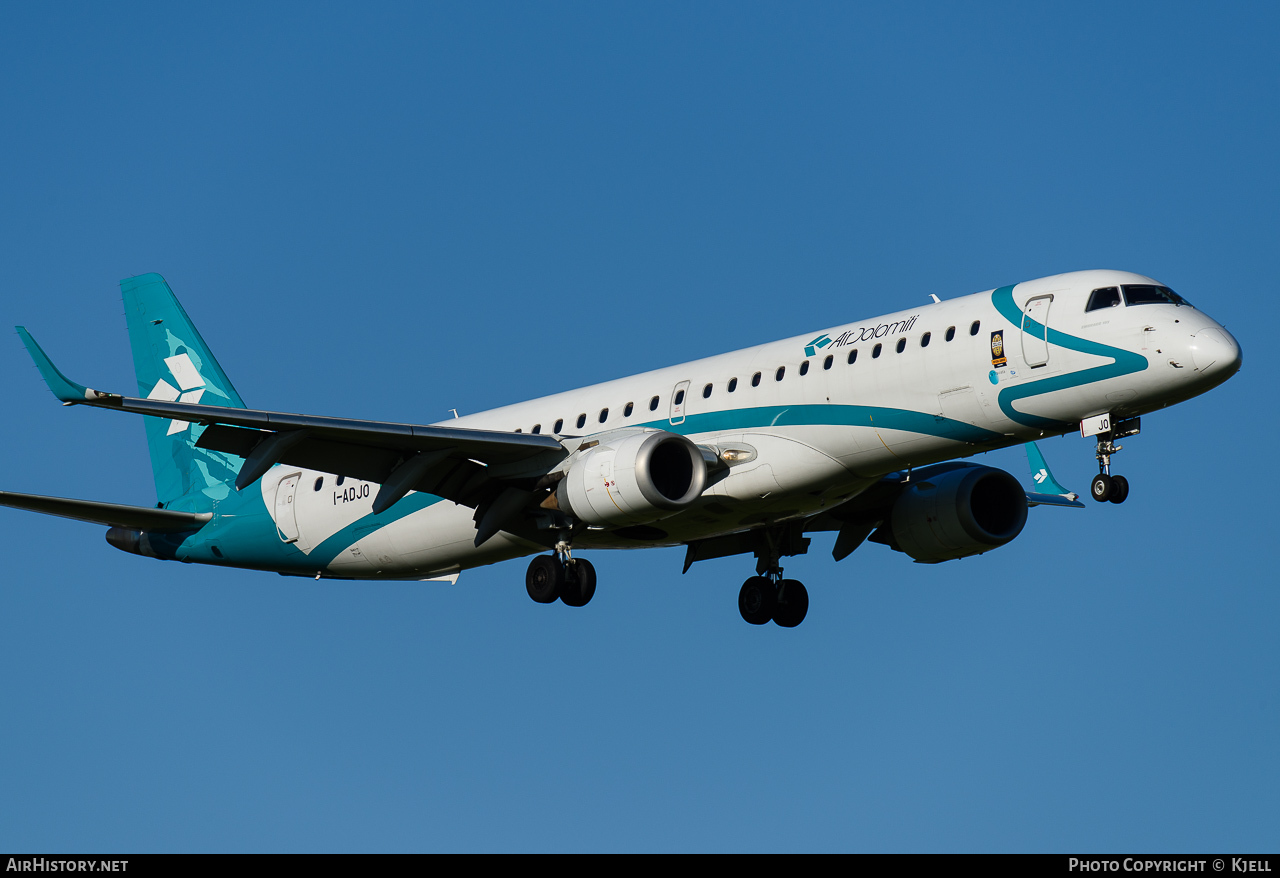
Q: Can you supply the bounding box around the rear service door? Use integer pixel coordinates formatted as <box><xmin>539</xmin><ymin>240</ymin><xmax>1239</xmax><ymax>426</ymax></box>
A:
<box><xmin>274</xmin><ymin>473</ymin><xmax>301</xmax><ymax>543</ymax></box>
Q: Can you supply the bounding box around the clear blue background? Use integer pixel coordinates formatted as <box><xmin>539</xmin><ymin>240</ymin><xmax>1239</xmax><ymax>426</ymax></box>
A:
<box><xmin>1</xmin><ymin>2</ymin><xmax>1275</xmax><ymax>852</ymax></box>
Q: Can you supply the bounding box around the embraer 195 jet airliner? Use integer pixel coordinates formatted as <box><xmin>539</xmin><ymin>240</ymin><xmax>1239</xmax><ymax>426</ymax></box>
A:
<box><xmin>2</xmin><ymin>270</ymin><xmax>1240</xmax><ymax>627</ymax></box>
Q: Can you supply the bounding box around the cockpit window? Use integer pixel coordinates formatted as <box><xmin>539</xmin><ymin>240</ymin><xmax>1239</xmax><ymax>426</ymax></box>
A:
<box><xmin>1086</xmin><ymin>286</ymin><xmax>1122</xmax><ymax>312</ymax></box>
<box><xmin>1122</xmin><ymin>284</ymin><xmax>1191</xmax><ymax>307</ymax></box>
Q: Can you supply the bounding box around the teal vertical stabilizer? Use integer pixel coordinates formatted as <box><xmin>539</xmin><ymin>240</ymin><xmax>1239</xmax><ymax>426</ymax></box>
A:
<box><xmin>121</xmin><ymin>273</ymin><xmax>247</xmax><ymax>513</ymax></box>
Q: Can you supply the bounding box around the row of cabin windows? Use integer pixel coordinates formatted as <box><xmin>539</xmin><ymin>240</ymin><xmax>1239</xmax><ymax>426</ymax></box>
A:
<box><xmin>516</xmin><ymin>320</ymin><xmax>981</xmax><ymax>434</ymax></box>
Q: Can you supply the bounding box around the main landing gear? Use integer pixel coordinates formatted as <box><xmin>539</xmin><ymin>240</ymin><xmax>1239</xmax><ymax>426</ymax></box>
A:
<box><xmin>738</xmin><ymin>573</ymin><xmax>809</xmax><ymax>628</ymax></box>
<box><xmin>525</xmin><ymin>543</ymin><xmax>596</xmax><ymax>608</ymax></box>
<box><xmin>1090</xmin><ymin>427</ymin><xmax>1133</xmax><ymax>505</ymax></box>
<box><xmin>734</xmin><ymin>523</ymin><xmax>811</xmax><ymax>628</ymax></box>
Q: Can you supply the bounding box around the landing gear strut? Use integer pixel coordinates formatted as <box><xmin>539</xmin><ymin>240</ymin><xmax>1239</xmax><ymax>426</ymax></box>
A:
<box><xmin>738</xmin><ymin>573</ymin><xmax>809</xmax><ymax>627</ymax></box>
<box><xmin>525</xmin><ymin>538</ymin><xmax>596</xmax><ymax>608</ymax></box>
<box><xmin>737</xmin><ymin>525</ymin><xmax>811</xmax><ymax>627</ymax></box>
<box><xmin>1090</xmin><ymin>428</ymin><xmax>1132</xmax><ymax>504</ymax></box>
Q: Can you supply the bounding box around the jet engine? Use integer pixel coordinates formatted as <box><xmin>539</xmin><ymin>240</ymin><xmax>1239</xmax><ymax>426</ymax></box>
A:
<box><xmin>888</xmin><ymin>464</ymin><xmax>1028</xmax><ymax>563</ymax></box>
<box><xmin>556</xmin><ymin>430</ymin><xmax>708</xmax><ymax>527</ymax></box>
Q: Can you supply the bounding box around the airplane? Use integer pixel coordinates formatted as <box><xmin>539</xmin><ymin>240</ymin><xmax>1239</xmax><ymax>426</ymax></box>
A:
<box><xmin>2</xmin><ymin>269</ymin><xmax>1241</xmax><ymax>627</ymax></box>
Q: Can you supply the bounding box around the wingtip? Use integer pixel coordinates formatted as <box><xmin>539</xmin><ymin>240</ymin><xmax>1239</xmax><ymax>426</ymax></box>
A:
<box><xmin>1024</xmin><ymin>440</ymin><xmax>1074</xmax><ymax>497</ymax></box>
<box><xmin>16</xmin><ymin>326</ymin><xmax>95</xmax><ymax>403</ymax></box>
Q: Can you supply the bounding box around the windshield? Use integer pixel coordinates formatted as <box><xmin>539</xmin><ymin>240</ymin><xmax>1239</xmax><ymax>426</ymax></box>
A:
<box><xmin>1122</xmin><ymin>284</ymin><xmax>1192</xmax><ymax>307</ymax></box>
<box><xmin>1086</xmin><ymin>286</ymin><xmax>1122</xmax><ymax>312</ymax></box>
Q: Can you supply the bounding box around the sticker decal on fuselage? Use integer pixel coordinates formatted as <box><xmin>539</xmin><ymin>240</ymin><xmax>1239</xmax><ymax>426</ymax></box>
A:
<box><xmin>990</xmin><ymin>330</ymin><xmax>1006</xmax><ymax>367</ymax></box>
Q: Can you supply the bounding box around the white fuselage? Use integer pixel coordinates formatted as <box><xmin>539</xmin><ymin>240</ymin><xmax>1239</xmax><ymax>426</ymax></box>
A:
<box><xmin>254</xmin><ymin>270</ymin><xmax>1239</xmax><ymax>579</ymax></box>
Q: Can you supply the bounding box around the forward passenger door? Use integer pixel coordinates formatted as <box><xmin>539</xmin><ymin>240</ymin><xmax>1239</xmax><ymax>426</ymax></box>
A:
<box><xmin>1021</xmin><ymin>295</ymin><xmax>1053</xmax><ymax>367</ymax></box>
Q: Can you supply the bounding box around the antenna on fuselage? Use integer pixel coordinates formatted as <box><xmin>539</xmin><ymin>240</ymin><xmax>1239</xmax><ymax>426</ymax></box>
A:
<box><xmin>449</xmin><ymin>409</ymin><xmax>459</xmax><ymax>419</ymax></box>
<box><xmin>928</xmin><ymin>294</ymin><xmax>941</xmax><ymax>304</ymax></box>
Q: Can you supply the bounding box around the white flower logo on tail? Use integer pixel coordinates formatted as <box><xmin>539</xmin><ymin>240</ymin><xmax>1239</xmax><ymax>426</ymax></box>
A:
<box><xmin>145</xmin><ymin>353</ymin><xmax>207</xmax><ymax>435</ymax></box>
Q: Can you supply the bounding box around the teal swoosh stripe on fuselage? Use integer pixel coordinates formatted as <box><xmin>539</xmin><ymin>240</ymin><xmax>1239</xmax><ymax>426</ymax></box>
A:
<box><xmin>306</xmin><ymin>490</ymin><xmax>446</xmax><ymax>567</ymax></box>
<box><xmin>639</xmin><ymin>403</ymin><xmax>1004</xmax><ymax>444</ymax></box>
<box><xmin>213</xmin><ymin>404</ymin><xmax>1001</xmax><ymax>569</ymax></box>
<box><xmin>990</xmin><ymin>285</ymin><xmax>1149</xmax><ymax>429</ymax></box>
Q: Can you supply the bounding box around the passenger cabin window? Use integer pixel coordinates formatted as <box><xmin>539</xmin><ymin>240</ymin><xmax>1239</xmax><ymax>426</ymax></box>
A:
<box><xmin>799</xmin><ymin>360</ymin><xmax>809</xmax><ymax>376</ymax></box>
<box><xmin>1123</xmin><ymin>284</ymin><xmax>1191</xmax><ymax>307</ymax></box>
<box><xmin>576</xmin><ymin>414</ymin><xmax>586</xmax><ymax>429</ymax></box>
<box><xmin>775</xmin><ymin>366</ymin><xmax>786</xmax><ymax>381</ymax></box>
<box><xmin>336</xmin><ymin>476</ymin><xmax>345</xmax><ymax>486</ymax></box>
<box><xmin>728</xmin><ymin>378</ymin><xmax>738</xmax><ymax>392</ymax></box>
<box><xmin>702</xmin><ymin>383</ymin><xmax>712</xmax><ymax>398</ymax></box>
<box><xmin>532</xmin><ymin>424</ymin><xmax>541</xmax><ymax>434</ymax></box>
<box><xmin>515</xmin><ymin>428</ymin><xmax>522</xmax><ymax>432</ymax></box>
<box><xmin>598</xmin><ymin>408</ymin><xmax>608</xmax><ymax>423</ymax></box>
<box><xmin>847</xmin><ymin>349</ymin><xmax>857</xmax><ymax>364</ymax></box>
<box><xmin>945</xmin><ymin>326</ymin><xmax>956</xmax><ymax>341</ymax></box>
<box><xmin>674</xmin><ymin>389</ymin><xmax>685</xmax><ymax>405</ymax></box>
<box><xmin>1086</xmin><ymin>286</ymin><xmax>1122</xmax><ymax>311</ymax></box>
<box><xmin>314</xmin><ymin>477</ymin><xmax>323</xmax><ymax>491</ymax></box>
<box><xmin>895</xmin><ymin>338</ymin><xmax>906</xmax><ymax>353</ymax></box>
<box><xmin>752</xmin><ymin>372</ymin><xmax>762</xmax><ymax>387</ymax></box>
<box><xmin>624</xmin><ymin>403</ymin><xmax>633</xmax><ymax>417</ymax></box>
<box><xmin>823</xmin><ymin>354</ymin><xmax>833</xmax><ymax>370</ymax></box>
<box><xmin>970</xmin><ymin>320</ymin><xmax>981</xmax><ymax>336</ymax></box>
<box><xmin>649</xmin><ymin>396</ymin><xmax>659</xmax><ymax>412</ymax></box>
<box><xmin>554</xmin><ymin>418</ymin><xmax>564</xmax><ymax>433</ymax></box>
<box><xmin>921</xmin><ymin>332</ymin><xmax>931</xmax><ymax>347</ymax></box>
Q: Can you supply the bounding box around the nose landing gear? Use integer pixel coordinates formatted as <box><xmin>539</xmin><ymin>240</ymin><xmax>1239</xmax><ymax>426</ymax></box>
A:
<box><xmin>1090</xmin><ymin>472</ymin><xmax>1130</xmax><ymax>504</ymax></box>
<box><xmin>1089</xmin><ymin>418</ymin><xmax>1139</xmax><ymax>504</ymax></box>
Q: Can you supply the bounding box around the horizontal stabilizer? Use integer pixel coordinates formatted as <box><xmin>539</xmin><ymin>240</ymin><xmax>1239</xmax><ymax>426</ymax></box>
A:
<box><xmin>0</xmin><ymin>490</ymin><xmax>212</xmax><ymax>531</ymax></box>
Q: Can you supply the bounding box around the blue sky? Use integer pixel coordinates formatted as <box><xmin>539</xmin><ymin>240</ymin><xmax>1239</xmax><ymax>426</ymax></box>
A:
<box><xmin>1</xmin><ymin>2</ymin><xmax>1276</xmax><ymax>852</ymax></box>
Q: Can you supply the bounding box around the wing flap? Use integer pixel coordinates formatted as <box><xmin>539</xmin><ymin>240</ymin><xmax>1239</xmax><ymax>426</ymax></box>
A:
<box><xmin>195</xmin><ymin>424</ymin><xmax>502</xmax><ymax>507</ymax></box>
<box><xmin>120</xmin><ymin>395</ymin><xmax>562</xmax><ymax>464</ymax></box>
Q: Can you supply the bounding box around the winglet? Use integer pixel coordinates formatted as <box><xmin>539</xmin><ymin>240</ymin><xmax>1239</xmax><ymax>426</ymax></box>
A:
<box><xmin>15</xmin><ymin>326</ymin><xmax>114</xmax><ymax>404</ymax></box>
<box><xmin>1024</xmin><ymin>441</ymin><xmax>1083</xmax><ymax>507</ymax></box>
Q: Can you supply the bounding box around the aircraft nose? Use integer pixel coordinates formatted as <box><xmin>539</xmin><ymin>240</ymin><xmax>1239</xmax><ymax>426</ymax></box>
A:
<box><xmin>1189</xmin><ymin>326</ymin><xmax>1242</xmax><ymax>376</ymax></box>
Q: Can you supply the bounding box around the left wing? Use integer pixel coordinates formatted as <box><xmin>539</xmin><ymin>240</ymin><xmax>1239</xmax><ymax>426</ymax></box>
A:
<box><xmin>0</xmin><ymin>490</ymin><xmax>212</xmax><ymax>530</ymax></box>
<box><xmin>18</xmin><ymin>327</ymin><xmax>569</xmax><ymax>517</ymax></box>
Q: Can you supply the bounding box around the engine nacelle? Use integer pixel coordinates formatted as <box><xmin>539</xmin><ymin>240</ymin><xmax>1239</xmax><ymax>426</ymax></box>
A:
<box><xmin>557</xmin><ymin>431</ymin><xmax>708</xmax><ymax>527</ymax></box>
<box><xmin>889</xmin><ymin>464</ymin><xmax>1028</xmax><ymax>563</ymax></box>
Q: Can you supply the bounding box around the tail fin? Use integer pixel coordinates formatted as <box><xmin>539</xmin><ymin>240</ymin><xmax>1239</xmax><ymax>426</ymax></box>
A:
<box><xmin>121</xmin><ymin>273</ymin><xmax>246</xmax><ymax>512</ymax></box>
